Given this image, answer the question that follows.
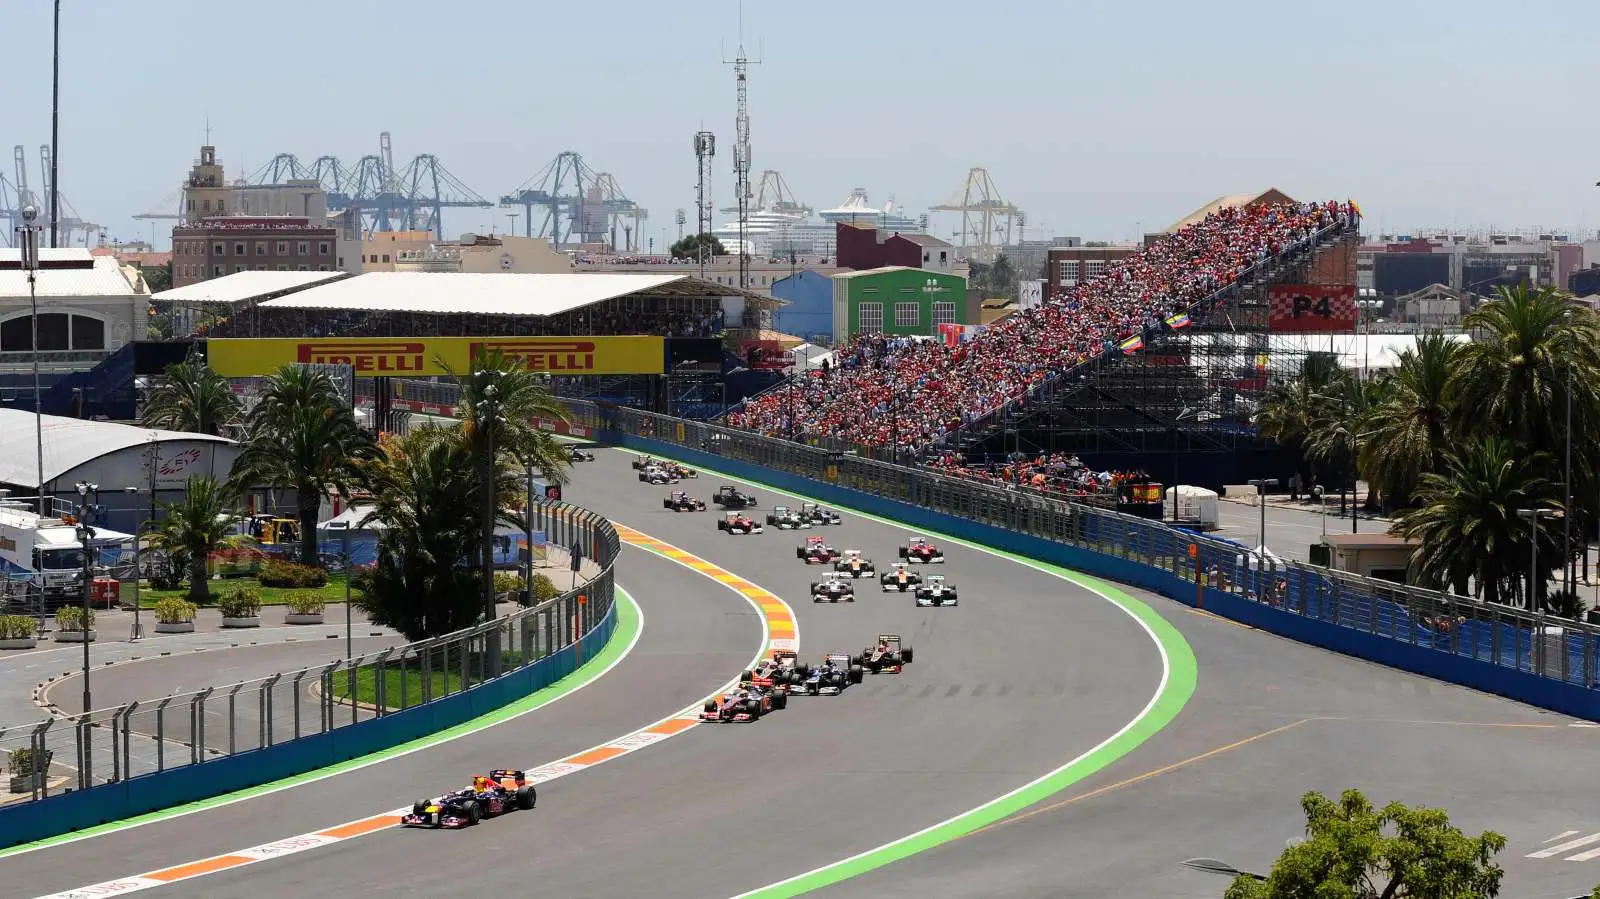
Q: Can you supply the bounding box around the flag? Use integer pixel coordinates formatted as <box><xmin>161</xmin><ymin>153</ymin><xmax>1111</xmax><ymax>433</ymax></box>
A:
<box><xmin>1119</xmin><ymin>335</ymin><xmax>1144</xmax><ymax>355</ymax></box>
<box><xmin>1255</xmin><ymin>353</ymin><xmax>1269</xmax><ymax>371</ymax></box>
<box><xmin>1164</xmin><ymin>312</ymin><xmax>1191</xmax><ymax>330</ymax></box>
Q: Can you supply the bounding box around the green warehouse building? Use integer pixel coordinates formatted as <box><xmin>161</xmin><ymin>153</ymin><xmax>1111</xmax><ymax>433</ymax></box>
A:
<box><xmin>830</xmin><ymin>267</ymin><xmax>972</xmax><ymax>344</ymax></box>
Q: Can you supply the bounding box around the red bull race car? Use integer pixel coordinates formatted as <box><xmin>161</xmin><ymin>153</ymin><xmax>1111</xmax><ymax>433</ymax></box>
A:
<box><xmin>701</xmin><ymin>684</ymin><xmax>786</xmax><ymax>722</ymax></box>
<box><xmin>834</xmin><ymin>549</ymin><xmax>877</xmax><ymax>578</ymax></box>
<box><xmin>899</xmin><ymin>535</ymin><xmax>946</xmax><ymax>564</ymax></box>
<box><xmin>399</xmin><ymin>769</ymin><xmax>537</xmax><ymax>828</ymax></box>
<box><xmin>853</xmin><ymin>634</ymin><xmax>914</xmax><ymax>674</ymax></box>
<box><xmin>796</xmin><ymin>535</ymin><xmax>841</xmax><ymax>564</ymax></box>
<box><xmin>717</xmin><ymin>510</ymin><xmax>764</xmax><ymax>535</ymax></box>
<box><xmin>663</xmin><ymin>490</ymin><xmax>706</xmax><ymax>512</ymax></box>
<box><xmin>879</xmin><ymin>562</ymin><xmax>922</xmax><ymax>592</ymax></box>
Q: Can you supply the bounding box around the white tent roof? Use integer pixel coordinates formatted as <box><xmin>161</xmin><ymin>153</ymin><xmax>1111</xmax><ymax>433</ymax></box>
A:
<box><xmin>319</xmin><ymin>504</ymin><xmax>385</xmax><ymax>531</ymax></box>
<box><xmin>258</xmin><ymin>271</ymin><xmax>696</xmax><ymax>317</ymax></box>
<box><xmin>152</xmin><ymin>269</ymin><xmax>350</xmax><ymax>305</ymax></box>
<box><xmin>0</xmin><ymin>410</ymin><xmax>235</xmax><ymax>488</ymax></box>
<box><xmin>0</xmin><ymin>251</ymin><xmax>139</xmax><ymax>298</ymax></box>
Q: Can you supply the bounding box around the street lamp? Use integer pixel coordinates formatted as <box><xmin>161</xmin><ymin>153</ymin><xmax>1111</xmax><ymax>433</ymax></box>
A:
<box><xmin>473</xmin><ymin>372</ymin><xmax>507</xmax><ymax>679</ymax></box>
<box><xmin>13</xmin><ymin>205</ymin><xmax>47</xmax><ymax>517</ymax></box>
<box><xmin>1518</xmin><ymin>507</ymin><xmax>1564</xmax><ymax>675</ymax></box>
<box><xmin>1169</xmin><ymin>406</ymin><xmax>1195</xmax><ymax>522</ymax></box>
<box><xmin>74</xmin><ymin>481</ymin><xmax>97</xmax><ymax>715</ymax></box>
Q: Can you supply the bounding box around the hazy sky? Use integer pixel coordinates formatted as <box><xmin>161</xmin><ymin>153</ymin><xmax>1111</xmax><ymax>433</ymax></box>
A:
<box><xmin>6</xmin><ymin>0</ymin><xmax>1597</xmax><ymax>250</ymax></box>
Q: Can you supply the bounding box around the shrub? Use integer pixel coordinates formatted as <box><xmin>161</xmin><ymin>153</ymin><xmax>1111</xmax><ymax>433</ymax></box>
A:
<box><xmin>152</xmin><ymin>597</ymin><xmax>196</xmax><ymax>625</ymax></box>
<box><xmin>530</xmin><ymin>573</ymin><xmax>560</xmax><ymax>602</ymax></box>
<box><xmin>493</xmin><ymin>571</ymin><xmax>524</xmax><ymax>597</ymax></box>
<box><xmin>217</xmin><ymin>585</ymin><xmax>262</xmax><ymax>618</ymax></box>
<box><xmin>55</xmin><ymin>605</ymin><xmax>94</xmax><ymax>632</ymax></box>
<box><xmin>260</xmin><ymin>559</ymin><xmax>328</xmax><ymax>588</ymax></box>
<box><xmin>8</xmin><ymin>746</ymin><xmax>51</xmax><ymax>774</ymax></box>
<box><xmin>0</xmin><ymin>615</ymin><xmax>35</xmax><ymax>640</ymax></box>
<box><xmin>284</xmin><ymin>591</ymin><xmax>326</xmax><ymax>615</ymax></box>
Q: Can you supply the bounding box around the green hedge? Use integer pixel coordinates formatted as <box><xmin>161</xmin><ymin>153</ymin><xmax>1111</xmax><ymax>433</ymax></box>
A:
<box><xmin>153</xmin><ymin>597</ymin><xmax>196</xmax><ymax>624</ymax></box>
<box><xmin>0</xmin><ymin>615</ymin><xmax>35</xmax><ymax>640</ymax></box>
<box><xmin>217</xmin><ymin>584</ymin><xmax>262</xmax><ymax>618</ymax></box>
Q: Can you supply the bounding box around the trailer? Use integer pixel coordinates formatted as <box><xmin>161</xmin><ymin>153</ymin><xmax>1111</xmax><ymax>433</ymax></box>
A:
<box><xmin>0</xmin><ymin>502</ymin><xmax>133</xmax><ymax>606</ymax></box>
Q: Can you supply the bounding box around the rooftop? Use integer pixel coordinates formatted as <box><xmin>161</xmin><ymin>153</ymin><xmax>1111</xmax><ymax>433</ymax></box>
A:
<box><xmin>893</xmin><ymin>233</ymin><xmax>952</xmax><ymax>248</ymax></box>
<box><xmin>152</xmin><ymin>270</ymin><xmax>352</xmax><ymax>306</ymax></box>
<box><xmin>831</xmin><ymin>266</ymin><xmax>965</xmax><ymax>281</ymax></box>
<box><xmin>0</xmin><ymin>251</ymin><xmax>140</xmax><ymax>298</ymax></box>
<box><xmin>258</xmin><ymin>271</ymin><xmax>770</xmax><ymax>316</ymax></box>
<box><xmin>1166</xmin><ymin>188</ymin><xmax>1296</xmax><ymax>233</ymax></box>
<box><xmin>0</xmin><ymin>409</ymin><xmax>236</xmax><ymax>488</ymax></box>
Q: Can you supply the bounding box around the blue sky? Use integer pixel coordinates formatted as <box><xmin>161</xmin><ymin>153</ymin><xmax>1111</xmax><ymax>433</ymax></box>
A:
<box><xmin>5</xmin><ymin>0</ymin><xmax>1597</xmax><ymax>249</ymax></box>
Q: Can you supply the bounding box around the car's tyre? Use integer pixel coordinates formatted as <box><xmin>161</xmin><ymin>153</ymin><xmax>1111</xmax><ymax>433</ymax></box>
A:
<box><xmin>848</xmin><ymin>664</ymin><xmax>864</xmax><ymax>684</ymax></box>
<box><xmin>413</xmin><ymin>799</ymin><xmax>428</xmax><ymax>815</ymax></box>
<box><xmin>466</xmin><ymin>801</ymin><xmax>482</xmax><ymax>825</ymax></box>
<box><xmin>772</xmin><ymin>691</ymin><xmax>787</xmax><ymax>710</ymax></box>
<box><xmin>902</xmin><ymin>646</ymin><xmax>914</xmax><ymax>664</ymax></box>
<box><xmin>740</xmin><ymin>670</ymin><xmax>753</xmax><ymax>683</ymax></box>
<box><xmin>516</xmin><ymin>785</ymin><xmax>536</xmax><ymax>810</ymax></box>
<box><xmin>745</xmin><ymin>699</ymin><xmax>762</xmax><ymax>718</ymax></box>
<box><xmin>830</xmin><ymin>673</ymin><xmax>844</xmax><ymax>688</ymax></box>
<box><xmin>704</xmin><ymin>700</ymin><xmax>717</xmax><ymax>714</ymax></box>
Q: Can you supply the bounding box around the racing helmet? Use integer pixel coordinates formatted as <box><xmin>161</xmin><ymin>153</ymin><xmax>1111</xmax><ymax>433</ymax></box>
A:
<box><xmin>473</xmin><ymin>775</ymin><xmax>491</xmax><ymax>790</ymax></box>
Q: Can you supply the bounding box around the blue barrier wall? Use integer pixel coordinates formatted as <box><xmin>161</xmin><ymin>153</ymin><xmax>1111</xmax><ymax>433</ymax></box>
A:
<box><xmin>0</xmin><ymin>603</ymin><xmax>617</xmax><ymax>849</ymax></box>
<box><xmin>610</xmin><ymin>432</ymin><xmax>1600</xmax><ymax>722</ymax></box>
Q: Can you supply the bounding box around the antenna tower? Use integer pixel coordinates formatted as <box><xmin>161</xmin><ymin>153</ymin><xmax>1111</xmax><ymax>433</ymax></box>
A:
<box><xmin>693</xmin><ymin>131</ymin><xmax>715</xmax><ymax>275</ymax></box>
<box><xmin>725</xmin><ymin>3</ymin><xmax>760</xmax><ymax>292</ymax></box>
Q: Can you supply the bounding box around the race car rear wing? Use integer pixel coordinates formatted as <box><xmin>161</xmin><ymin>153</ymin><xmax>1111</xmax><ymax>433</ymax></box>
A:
<box><xmin>488</xmin><ymin>768</ymin><xmax>527</xmax><ymax>786</ymax></box>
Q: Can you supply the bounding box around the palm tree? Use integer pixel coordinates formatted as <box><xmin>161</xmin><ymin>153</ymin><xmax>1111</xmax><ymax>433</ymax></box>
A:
<box><xmin>353</xmin><ymin>426</ymin><xmax>527</xmax><ymax>641</ymax></box>
<box><xmin>231</xmin><ymin>365</ymin><xmax>373</xmax><ymax>566</ymax></box>
<box><xmin>1391</xmin><ymin>438</ymin><xmax>1562</xmax><ymax>606</ymax></box>
<box><xmin>146</xmin><ymin>474</ymin><xmax>242</xmax><ymax>605</ymax></box>
<box><xmin>140</xmin><ymin>359</ymin><xmax>241</xmax><ymax>436</ymax></box>
<box><xmin>1356</xmin><ymin>334</ymin><xmax>1460</xmax><ymax>510</ymax></box>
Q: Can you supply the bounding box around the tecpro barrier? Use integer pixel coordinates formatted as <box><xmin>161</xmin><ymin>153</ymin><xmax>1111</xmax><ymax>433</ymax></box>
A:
<box><xmin>0</xmin><ymin>501</ymin><xmax>620</xmax><ymax>850</ymax></box>
<box><xmin>569</xmin><ymin>401</ymin><xmax>1600</xmax><ymax>723</ymax></box>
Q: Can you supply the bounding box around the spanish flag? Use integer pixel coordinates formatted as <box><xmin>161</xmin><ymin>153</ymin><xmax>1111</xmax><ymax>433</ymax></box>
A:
<box><xmin>1120</xmin><ymin>334</ymin><xmax>1144</xmax><ymax>355</ymax></box>
<box><xmin>1164</xmin><ymin>312</ymin><xmax>1192</xmax><ymax>330</ymax></box>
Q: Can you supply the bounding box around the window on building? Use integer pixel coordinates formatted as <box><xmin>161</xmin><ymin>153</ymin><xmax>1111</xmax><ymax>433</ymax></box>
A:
<box><xmin>36</xmin><ymin>313</ymin><xmax>69</xmax><ymax>351</ymax></box>
<box><xmin>933</xmin><ymin>301</ymin><xmax>956</xmax><ymax>326</ymax></box>
<box><xmin>277</xmin><ymin>264</ymin><xmax>289</xmax><ymax>271</ymax></box>
<box><xmin>1058</xmin><ymin>260</ymin><xmax>1077</xmax><ymax>283</ymax></box>
<box><xmin>318</xmin><ymin>264</ymin><xmax>330</xmax><ymax>271</ymax></box>
<box><xmin>858</xmin><ymin>302</ymin><xmax>883</xmax><ymax>333</ymax></box>
<box><xmin>381</xmin><ymin>254</ymin><xmax>390</xmax><ymax>263</ymax></box>
<box><xmin>1084</xmin><ymin>260</ymin><xmax>1106</xmax><ymax>279</ymax></box>
<box><xmin>234</xmin><ymin>242</ymin><xmax>246</xmax><ymax>256</ymax></box>
<box><xmin>234</xmin><ymin>265</ymin><xmax>245</xmax><ymax>273</ymax></box>
<box><xmin>297</xmin><ymin>241</ymin><xmax>309</xmax><ymax>256</ymax></box>
<box><xmin>0</xmin><ymin>317</ymin><xmax>31</xmax><ymax>351</ymax></box>
<box><xmin>939</xmin><ymin>251</ymin><xmax>948</xmax><ymax>264</ymax></box>
<box><xmin>894</xmin><ymin>302</ymin><xmax>920</xmax><ymax>328</ymax></box>
<box><xmin>297</xmin><ymin>264</ymin><xmax>309</xmax><ymax>271</ymax></box>
<box><xmin>255</xmin><ymin>265</ymin><xmax>267</xmax><ymax>271</ymax></box>
<box><xmin>212</xmin><ymin>265</ymin><xmax>223</xmax><ymax>276</ymax></box>
<box><xmin>202</xmin><ymin>199</ymin><xmax>211</xmax><ymax>213</ymax></box>
<box><xmin>187</xmin><ymin>199</ymin><xmax>196</xmax><ymax>212</ymax></box>
<box><xmin>923</xmin><ymin>252</ymin><xmax>930</xmax><ymax>263</ymax></box>
<box><xmin>367</xmin><ymin>254</ymin><xmax>377</xmax><ymax>264</ymax></box>
<box><xmin>213</xmin><ymin>242</ymin><xmax>225</xmax><ymax>256</ymax></box>
<box><xmin>277</xmin><ymin>241</ymin><xmax>288</xmax><ymax>255</ymax></box>
<box><xmin>256</xmin><ymin>242</ymin><xmax>267</xmax><ymax>256</ymax></box>
<box><xmin>216</xmin><ymin>199</ymin><xmax>225</xmax><ymax>213</ymax></box>
<box><xmin>318</xmin><ymin>241</ymin><xmax>331</xmax><ymax>255</ymax></box>
<box><xmin>71</xmin><ymin>315</ymin><xmax>104</xmax><ymax>350</ymax></box>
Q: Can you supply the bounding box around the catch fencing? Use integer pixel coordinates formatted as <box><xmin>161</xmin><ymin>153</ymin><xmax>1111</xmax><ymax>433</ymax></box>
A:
<box><xmin>565</xmin><ymin>399</ymin><xmax>1600</xmax><ymax>697</ymax></box>
<box><xmin>0</xmin><ymin>501</ymin><xmax>617</xmax><ymax>805</ymax></box>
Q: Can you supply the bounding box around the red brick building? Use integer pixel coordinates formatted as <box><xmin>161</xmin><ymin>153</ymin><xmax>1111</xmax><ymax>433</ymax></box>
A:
<box><xmin>171</xmin><ymin>217</ymin><xmax>339</xmax><ymax>288</ymax></box>
<box><xmin>1046</xmin><ymin>244</ymin><xmax>1139</xmax><ymax>298</ymax></box>
<box><xmin>835</xmin><ymin>223</ymin><xmax>954</xmax><ymax>272</ymax></box>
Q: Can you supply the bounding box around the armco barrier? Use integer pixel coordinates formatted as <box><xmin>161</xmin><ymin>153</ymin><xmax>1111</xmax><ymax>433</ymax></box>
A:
<box><xmin>0</xmin><ymin>501</ymin><xmax>619</xmax><ymax>851</ymax></box>
<box><xmin>579</xmin><ymin>407</ymin><xmax>1600</xmax><ymax>723</ymax></box>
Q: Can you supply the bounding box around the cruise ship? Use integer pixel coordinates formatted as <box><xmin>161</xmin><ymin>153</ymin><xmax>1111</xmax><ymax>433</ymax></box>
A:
<box><xmin>712</xmin><ymin>188</ymin><xmax>926</xmax><ymax>258</ymax></box>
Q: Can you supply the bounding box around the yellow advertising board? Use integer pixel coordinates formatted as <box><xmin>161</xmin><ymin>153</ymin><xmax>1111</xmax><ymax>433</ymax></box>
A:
<box><xmin>206</xmin><ymin>335</ymin><xmax>666</xmax><ymax>378</ymax></box>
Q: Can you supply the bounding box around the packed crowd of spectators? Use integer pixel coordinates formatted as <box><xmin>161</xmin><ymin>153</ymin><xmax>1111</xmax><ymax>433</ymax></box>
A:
<box><xmin>203</xmin><ymin>301</ymin><xmax>724</xmax><ymax>340</ymax></box>
<box><xmin>727</xmin><ymin>200</ymin><xmax>1358</xmax><ymax>459</ymax></box>
<box><xmin>925</xmin><ymin>451</ymin><xmax>1152</xmax><ymax>500</ymax></box>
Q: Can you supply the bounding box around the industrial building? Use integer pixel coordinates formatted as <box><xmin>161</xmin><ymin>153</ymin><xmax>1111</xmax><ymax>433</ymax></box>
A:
<box><xmin>0</xmin><ymin>247</ymin><xmax>146</xmax><ymax>393</ymax></box>
<box><xmin>830</xmin><ymin>267</ymin><xmax>971</xmax><ymax>344</ymax></box>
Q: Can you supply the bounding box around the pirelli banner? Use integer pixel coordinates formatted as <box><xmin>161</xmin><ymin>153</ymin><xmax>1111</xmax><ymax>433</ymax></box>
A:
<box><xmin>206</xmin><ymin>336</ymin><xmax>667</xmax><ymax>378</ymax></box>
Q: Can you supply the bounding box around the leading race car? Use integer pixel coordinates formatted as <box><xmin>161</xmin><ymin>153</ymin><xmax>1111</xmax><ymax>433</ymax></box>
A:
<box><xmin>853</xmin><ymin>634</ymin><xmax>914</xmax><ymax>674</ymax></box>
<box><xmin>717</xmin><ymin>510</ymin><xmax>764</xmax><ymax>535</ymax></box>
<box><xmin>898</xmin><ymin>535</ymin><xmax>946</xmax><ymax>564</ymax></box>
<box><xmin>810</xmin><ymin>571</ymin><xmax>856</xmax><ymax>603</ymax></box>
<box><xmin>638</xmin><ymin>465</ymin><xmax>679</xmax><ymax>485</ymax></box>
<box><xmin>566</xmin><ymin>446</ymin><xmax>595</xmax><ymax>463</ymax></box>
<box><xmin>796</xmin><ymin>535</ymin><xmax>841</xmax><ymax>564</ymax></box>
<box><xmin>741</xmin><ymin>649</ymin><xmax>802</xmax><ymax>691</ymax></box>
<box><xmin>701</xmin><ymin>684</ymin><xmax>786</xmax><ymax>722</ymax></box>
<box><xmin>766</xmin><ymin>505</ymin><xmax>809</xmax><ymax>530</ymax></box>
<box><xmin>834</xmin><ymin>549</ymin><xmax>877</xmax><ymax>578</ymax></box>
<box><xmin>630</xmin><ymin>455</ymin><xmax>660</xmax><ymax>470</ymax></box>
<box><xmin>799</xmin><ymin>502</ymin><xmax>843</xmax><ymax>526</ymax></box>
<box><xmin>663</xmin><ymin>490</ymin><xmax>707</xmax><ymax>512</ymax></box>
<box><xmin>665</xmin><ymin>461</ymin><xmax>698</xmax><ymax>479</ymax></box>
<box><xmin>791</xmin><ymin>653</ymin><xmax>864</xmax><ymax>695</ymax></box>
<box><xmin>399</xmin><ymin>769</ymin><xmax>537</xmax><ymax>828</ymax></box>
<box><xmin>712</xmin><ymin>485</ymin><xmax>758</xmax><ymax>510</ymax></box>
<box><xmin>879</xmin><ymin>561</ymin><xmax>922</xmax><ymax>592</ymax></box>
<box><xmin>914</xmin><ymin>574</ymin><xmax>959</xmax><ymax>607</ymax></box>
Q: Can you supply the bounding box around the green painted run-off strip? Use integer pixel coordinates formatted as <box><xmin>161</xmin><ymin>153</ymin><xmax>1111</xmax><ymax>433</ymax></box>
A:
<box><xmin>602</xmin><ymin>445</ymin><xmax>1198</xmax><ymax>898</ymax></box>
<box><xmin>0</xmin><ymin>586</ymin><xmax>642</xmax><ymax>860</ymax></box>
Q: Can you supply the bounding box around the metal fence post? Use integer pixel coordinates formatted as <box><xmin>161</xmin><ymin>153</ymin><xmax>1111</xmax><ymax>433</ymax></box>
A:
<box><xmin>292</xmin><ymin>669</ymin><xmax>308</xmax><ymax>739</ymax></box>
<box><xmin>261</xmin><ymin>673</ymin><xmax>282</xmax><ymax>748</ymax></box>
<box><xmin>225</xmin><ymin>682</ymin><xmax>245</xmax><ymax>756</ymax></box>
<box><xmin>29</xmin><ymin>720</ymin><xmax>51</xmax><ymax>800</ymax></box>
<box><xmin>186</xmin><ymin>689</ymin><xmax>207</xmax><ymax>767</ymax></box>
<box><xmin>117</xmin><ymin>700</ymin><xmax>137</xmax><ymax>783</ymax></box>
<box><xmin>372</xmin><ymin>649</ymin><xmax>393</xmax><ymax>715</ymax></box>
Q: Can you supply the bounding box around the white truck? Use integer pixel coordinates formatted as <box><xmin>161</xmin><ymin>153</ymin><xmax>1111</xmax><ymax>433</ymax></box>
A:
<box><xmin>0</xmin><ymin>502</ymin><xmax>133</xmax><ymax>605</ymax></box>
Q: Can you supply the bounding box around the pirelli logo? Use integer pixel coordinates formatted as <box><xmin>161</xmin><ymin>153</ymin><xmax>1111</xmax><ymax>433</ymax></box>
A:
<box><xmin>296</xmin><ymin>342</ymin><xmax>426</xmax><ymax>374</ymax></box>
<box><xmin>471</xmin><ymin>340</ymin><xmax>598</xmax><ymax>372</ymax></box>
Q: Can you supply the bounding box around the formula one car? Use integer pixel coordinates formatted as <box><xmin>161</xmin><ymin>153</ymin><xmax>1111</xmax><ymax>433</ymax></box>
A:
<box><xmin>663</xmin><ymin>490</ymin><xmax>706</xmax><ymax>512</ymax></box>
<box><xmin>567</xmin><ymin>446</ymin><xmax>595</xmax><ymax>463</ymax></box>
<box><xmin>638</xmin><ymin>465</ymin><xmax>679</xmax><ymax>485</ymax></box>
<box><xmin>791</xmin><ymin>653</ymin><xmax>864</xmax><ymax>695</ymax></box>
<box><xmin>399</xmin><ymin>769</ymin><xmax>537</xmax><ymax>828</ymax></box>
<box><xmin>631</xmin><ymin>455</ymin><xmax>659</xmax><ymax>470</ymax></box>
<box><xmin>796</xmin><ymin>535</ymin><xmax>841</xmax><ymax>564</ymax></box>
<box><xmin>701</xmin><ymin>684</ymin><xmax>786</xmax><ymax>721</ymax></box>
<box><xmin>834</xmin><ymin>549</ymin><xmax>877</xmax><ymax>578</ymax></box>
<box><xmin>810</xmin><ymin>571</ymin><xmax>856</xmax><ymax>603</ymax></box>
<box><xmin>766</xmin><ymin>505</ymin><xmax>809</xmax><ymax>530</ymax></box>
<box><xmin>879</xmin><ymin>562</ymin><xmax>922</xmax><ymax>592</ymax></box>
<box><xmin>800</xmin><ymin>502</ymin><xmax>842</xmax><ymax>526</ymax></box>
<box><xmin>665</xmin><ymin>462</ymin><xmax>698</xmax><ymax>479</ymax></box>
<box><xmin>717</xmin><ymin>510</ymin><xmax>764</xmax><ymax>535</ymax></box>
<box><xmin>914</xmin><ymin>574</ymin><xmax>959</xmax><ymax>607</ymax></box>
<box><xmin>741</xmin><ymin>649</ymin><xmax>802</xmax><ymax>690</ymax></box>
<box><xmin>898</xmin><ymin>535</ymin><xmax>946</xmax><ymax>564</ymax></box>
<box><xmin>712</xmin><ymin>485</ymin><xmax>758</xmax><ymax>509</ymax></box>
<box><xmin>853</xmin><ymin>634</ymin><xmax>914</xmax><ymax>674</ymax></box>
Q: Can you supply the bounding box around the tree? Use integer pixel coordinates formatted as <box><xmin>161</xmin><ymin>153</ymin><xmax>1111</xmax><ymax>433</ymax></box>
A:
<box><xmin>140</xmin><ymin>359</ymin><xmax>242</xmax><ymax>436</ymax></box>
<box><xmin>146</xmin><ymin>474</ymin><xmax>242</xmax><ymax>605</ymax></box>
<box><xmin>1391</xmin><ymin>438</ymin><xmax>1562</xmax><ymax>604</ymax></box>
<box><xmin>142</xmin><ymin>261</ymin><xmax>172</xmax><ymax>294</ymax></box>
<box><xmin>669</xmin><ymin>233</ymin><xmax>727</xmax><ymax>261</ymax></box>
<box><xmin>1357</xmin><ymin>334</ymin><xmax>1460</xmax><ymax>510</ymax></box>
<box><xmin>231</xmin><ymin>365</ymin><xmax>374</xmax><ymax>565</ymax></box>
<box><xmin>1256</xmin><ymin>351</ymin><xmax>1346</xmax><ymax>488</ymax></box>
<box><xmin>1223</xmin><ymin>788</ymin><xmax>1506</xmax><ymax>899</ymax></box>
<box><xmin>353</xmin><ymin>427</ymin><xmax>525</xmax><ymax>641</ymax></box>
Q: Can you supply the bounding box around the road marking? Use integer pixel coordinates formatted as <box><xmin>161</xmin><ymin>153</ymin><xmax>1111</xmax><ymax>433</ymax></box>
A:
<box><xmin>1528</xmin><ymin>832</ymin><xmax>1600</xmax><ymax>859</ymax></box>
<box><xmin>1546</xmin><ymin>830</ymin><xmax>1581</xmax><ymax>842</ymax></box>
<box><xmin>27</xmin><ymin>528</ymin><xmax>797</xmax><ymax>899</ymax></box>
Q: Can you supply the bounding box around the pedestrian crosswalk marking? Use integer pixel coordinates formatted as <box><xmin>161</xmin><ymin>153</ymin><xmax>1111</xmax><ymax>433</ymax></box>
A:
<box><xmin>1528</xmin><ymin>831</ymin><xmax>1600</xmax><ymax>859</ymax></box>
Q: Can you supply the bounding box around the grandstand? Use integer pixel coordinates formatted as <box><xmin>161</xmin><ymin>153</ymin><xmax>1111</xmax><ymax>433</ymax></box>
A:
<box><xmin>727</xmin><ymin>197</ymin><xmax>1361</xmax><ymax>489</ymax></box>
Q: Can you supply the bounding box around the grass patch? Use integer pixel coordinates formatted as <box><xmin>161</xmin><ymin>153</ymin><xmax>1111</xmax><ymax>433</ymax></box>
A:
<box><xmin>140</xmin><ymin>575</ymin><xmax>358</xmax><ymax>607</ymax></box>
<box><xmin>330</xmin><ymin>663</ymin><xmax>461</xmax><ymax>708</ymax></box>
